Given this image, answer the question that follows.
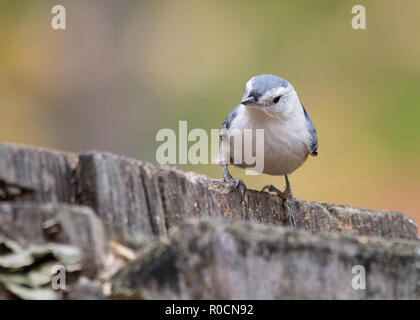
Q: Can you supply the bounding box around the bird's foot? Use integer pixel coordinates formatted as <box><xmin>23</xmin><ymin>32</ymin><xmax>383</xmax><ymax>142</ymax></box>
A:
<box><xmin>283</xmin><ymin>198</ymin><xmax>295</xmax><ymax>228</ymax></box>
<box><xmin>260</xmin><ymin>184</ymin><xmax>295</xmax><ymax>228</ymax></box>
<box><xmin>224</xmin><ymin>176</ymin><xmax>247</xmax><ymax>199</ymax></box>
<box><xmin>211</xmin><ymin>176</ymin><xmax>247</xmax><ymax>199</ymax></box>
<box><xmin>260</xmin><ymin>184</ymin><xmax>293</xmax><ymax>200</ymax></box>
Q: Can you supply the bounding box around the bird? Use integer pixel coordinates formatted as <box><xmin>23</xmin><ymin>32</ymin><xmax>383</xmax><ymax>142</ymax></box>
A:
<box><xmin>218</xmin><ymin>74</ymin><xmax>318</xmax><ymax>227</ymax></box>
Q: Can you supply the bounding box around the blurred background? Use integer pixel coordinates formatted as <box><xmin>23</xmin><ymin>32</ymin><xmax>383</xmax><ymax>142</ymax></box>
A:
<box><xmin>1</xmin><ymin>0</ymin><xmax>419</xmax><ymax>228</ymax></box>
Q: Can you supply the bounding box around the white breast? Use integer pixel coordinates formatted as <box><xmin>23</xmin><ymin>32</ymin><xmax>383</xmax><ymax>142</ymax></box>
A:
<box><xmin>222</xmin><ymin>104</ymin><xmax>311</xmax><ymax>176</ymax></box>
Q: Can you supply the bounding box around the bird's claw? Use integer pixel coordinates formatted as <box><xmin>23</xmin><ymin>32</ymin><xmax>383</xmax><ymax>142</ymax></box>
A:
<box><xmin>260</xmin><ymin>184</ymin><xmax>295</xmax><ymax>228</ymax></box>
<box><xmin>260</xmin><ymin>184</ymin><xmax>277</xmax><ymax>193</ymax></box>
<box><xmin>260</xmin><ymin>184</ymin><xmax>293</xmax><ymax>200</ymax></box>
<box><xmin>222</xmin><ymin>177</ymin><xmax>247</xmax><ymax>199</ymax></box>
<box><xmin>233</xmin><ymin>178</ymin><xmax>247</xmax><ymax>198</ymax></box>
<box><xmin>283</xmin><ymin>199</ymin><xmax>295</xmax><ymax>228</ymax></box>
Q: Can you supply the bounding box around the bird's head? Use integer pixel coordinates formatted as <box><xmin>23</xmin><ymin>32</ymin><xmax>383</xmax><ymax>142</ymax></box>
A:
<box><xmin>240</xmin><ymin>74</ymin><xmax>300</xmax><ymax>116</ymax></box>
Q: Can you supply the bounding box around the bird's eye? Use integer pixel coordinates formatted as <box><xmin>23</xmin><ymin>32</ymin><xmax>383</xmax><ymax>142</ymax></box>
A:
<box><xmin>273</xmin><ymin>95</ymin><xmax>281</xmax><ymax>104</ymax></box>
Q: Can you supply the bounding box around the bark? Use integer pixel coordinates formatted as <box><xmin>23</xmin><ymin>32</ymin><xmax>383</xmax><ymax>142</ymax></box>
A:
<box><xmin>1</xmin><ymin>144</ymin><xmax>416</xmax><ymax>244</ymax></box>
<box><xmin>0</xmin><ymin>142</ymin><xmax>418</xmax><ymax>300</ymax></box>
<box><xmin>111</xmin><ymin>218</ymin><xmax>420</xmax><ymax>299</ymax></box>
<box><xmin>0</xmin><ymin>202</ymin><xmax>105</xmax><ymax>277</ymax></box>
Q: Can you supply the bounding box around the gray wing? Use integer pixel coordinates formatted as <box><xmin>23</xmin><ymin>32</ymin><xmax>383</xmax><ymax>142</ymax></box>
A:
<box><xmin>302</xmin><ymin>105</ymin><xmax>318</xmax><ymax>156</ymax></box>
<box><xmin>219</xmin><ymin>105</ymin><xmax>240</xmax><ymax>165</ymax></box>
<box><xmin>220</xmin><ymin>105</ymin><xmax>240</xmax><ymax>136</ymax></box>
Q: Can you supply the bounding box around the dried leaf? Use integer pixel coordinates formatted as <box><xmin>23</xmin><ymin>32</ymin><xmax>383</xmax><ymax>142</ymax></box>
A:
<box><xmin>27</xmin><ymin>262</ymin><xmax>57</xmax><ymax>287</ymax></box>
<box><xmin>110</xmin><ymin>241</ymin><xmax>137</xmax><ymax>260</ymax></box>
<box><xmin>0</xmin><ymin>236</ymin><xmax>23</xmax><ymax>253</ymax></box>
<box><xmin>0</xmin><ymin>251</ymin><xmax>34</xmax><ymax>269</ymax></box>
<box><xmin>49</xmin><ymin>244</ymin><xmax>82</xmax><ymax>265</ymax></box>
<box><xmin>5</xmin><ymin>283</ymin><xmax>59</xmax><ymax>300</ymax></box>
<box><xmin>0</xmin><ymin>273</ymin><xmax>29</xmax><ymax>286</ymax></box>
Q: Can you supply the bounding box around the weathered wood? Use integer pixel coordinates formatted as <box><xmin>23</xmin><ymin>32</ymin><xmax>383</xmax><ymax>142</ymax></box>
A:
<box><xmin>0</xmin><ymin>202</ymin><xmax>105</xmax><ymax>276</ymax></box>
<box><xmin>0</xmin><ymin>143</ymin><xmax>418</xmax><ymax>244</ymax></box>
<box><xmin>75</xmin><ymin>152</ymin><xmax>418</xmax><ymax>242</ymax></box>
<box><xmin>0</xmin><ymin>142</ymin><xmax>419</xmax><ymax>300</ymax></box>
<box><xmin>0</xmin><ymin>143</ymin><xmax>78</xmax><ymax>203</ymax></box>
<box><xmin>111</xmin><ymin>218</ymin><xmax>420</xmax><ymax>299</ymax></box>
<box><xmin>75</xmin><ymin>152</ymin><xmax>167</xmax><ymax>244</ymax></box>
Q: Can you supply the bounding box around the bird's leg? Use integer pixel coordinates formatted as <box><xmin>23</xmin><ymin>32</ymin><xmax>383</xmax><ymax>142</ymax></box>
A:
<box><xmin>261</xmin><ymin>175</ymin><xmax>295</xmax><ymax>228</ymax></box>
<box><xmin>283</xmin><ymin>196</ymin><xmax>295</xmax><ymax>228</ymax></box>
<box><xmin>283</xmin><ymin>175</ymin><xmax>295</xmax><ymax>228</ymax></box>
<box><xmin>284</xmin><ymin>174</ymin><xmax>293</xmax><ymax>199</ymax></box>
<box><xmin>260</xmin><ymin>176</ymin><xmax>292</xmax><ymax>200</ymax></box>
<box><xmin>214</xmin><ymin>164</ymin><xmax>247</xmax><ymax>198</ymax></box>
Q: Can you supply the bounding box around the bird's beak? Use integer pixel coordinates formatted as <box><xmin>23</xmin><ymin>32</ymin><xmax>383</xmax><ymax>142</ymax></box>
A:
<box><xmin>240</xmin><ymin>96</ymin><xmax>257</xmax><ymax>106</ymax></box>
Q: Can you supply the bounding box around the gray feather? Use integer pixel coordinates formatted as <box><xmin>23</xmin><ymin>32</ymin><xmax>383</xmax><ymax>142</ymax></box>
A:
<box><xmin>220</xmin><ymin>105</ymin><xmax>240</xmax><ymax>134</ymax></box>
<box><xmin>302</xmin><ymin>105</ymin><xmax>318</xmax><ymax>156</ymax></box>
<box><xmin>247</xmin><ymin>74</ymin><xmax>288</xmax><ymax>99</ymax></box>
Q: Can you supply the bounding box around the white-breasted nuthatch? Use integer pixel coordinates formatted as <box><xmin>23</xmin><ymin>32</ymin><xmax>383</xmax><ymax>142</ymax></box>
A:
<box><xmin>218</xmin><ymin>74</ymin><xmax>318</xmax><ymax>226</ymax></box>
